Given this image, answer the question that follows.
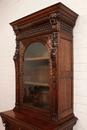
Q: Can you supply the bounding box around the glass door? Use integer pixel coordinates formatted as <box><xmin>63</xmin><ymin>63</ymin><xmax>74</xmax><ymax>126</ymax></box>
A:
<box><xmin>23</xmin><ymin>42</ymin><xmax>49</xmax><ymax>109</ymax></box>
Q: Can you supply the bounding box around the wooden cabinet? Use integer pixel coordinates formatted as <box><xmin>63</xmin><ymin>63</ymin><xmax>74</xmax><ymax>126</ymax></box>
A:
<box><xmin>0</xmin><ymin>2</ymin><xmax>78</xmax><ymax>130</ymax></box>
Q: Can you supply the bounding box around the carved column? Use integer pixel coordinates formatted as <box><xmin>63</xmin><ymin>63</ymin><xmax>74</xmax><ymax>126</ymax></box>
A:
<box><xmin>49</xmin><ymin>13</ymin><xmax>60</xmax><ymax>120</ymax></box>
<box><xmin>13</xmin><ymin>25</ymin><xmax>20</xmax><ymax>111</ymax></box>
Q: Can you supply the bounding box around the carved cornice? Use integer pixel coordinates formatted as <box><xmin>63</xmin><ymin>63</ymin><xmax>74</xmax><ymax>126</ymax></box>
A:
<box><xmin>10</xmin><ymin>3</ymin><xmax>78</xmax><ymax>29</ymax></box>
<box><xmin>61</xmin><ymin>22</ymin><xmax>72</xmax><ymax>32</ymax></box>
<box><xmin>12</xmin><ymin>21</ymin><xmax>52</xmax><ymax>40</ymax></box>
<box><xmin>12</xmin><ymin>10</ymin><xmax>74</xmax><ymax>40</ymax></box>
<box><xmin>19</xmin><ymin>22</ymin><xmax>51</xmax><ymax>40</ymax></box>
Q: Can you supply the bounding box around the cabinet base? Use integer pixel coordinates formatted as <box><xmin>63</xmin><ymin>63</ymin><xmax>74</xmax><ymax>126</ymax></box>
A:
<box><xmin>0</xmin><ymin>110</ymin><xmax>77</xmax><ymax>130</ymax></box>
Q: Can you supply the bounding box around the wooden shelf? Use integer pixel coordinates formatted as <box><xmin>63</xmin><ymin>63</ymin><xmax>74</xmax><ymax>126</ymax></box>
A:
<box><xmin>24</xmin><ymin>57</ymin><xmax>49</xmax><ymax>61</ymax></box>
<box><xmin>24</xmin><ymin>81</ymin><xmax>49</xmax><ymax>87</ymax></box>
<box><xmin>24</xmin><ymin>102</ymin><xmax>49</xmax><ymax>109</ymax></box>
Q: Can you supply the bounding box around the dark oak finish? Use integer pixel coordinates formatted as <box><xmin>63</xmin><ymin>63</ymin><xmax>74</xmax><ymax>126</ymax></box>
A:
<box><xmin>0</xmin><ymin>2</ymin><xmax>78</xmax><ymax>130</ymax></box>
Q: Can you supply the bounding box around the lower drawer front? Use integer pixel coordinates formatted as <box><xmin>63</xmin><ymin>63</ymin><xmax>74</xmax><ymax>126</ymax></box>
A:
<box><xmin>7</xmin><ymin>123</ymin><xmax>33</xmax><ymax>130</ymax></box>
<box><xmin>8</xmin><ymin>125</ymin><xmax>27</xmax><ymax>130</ymax></box>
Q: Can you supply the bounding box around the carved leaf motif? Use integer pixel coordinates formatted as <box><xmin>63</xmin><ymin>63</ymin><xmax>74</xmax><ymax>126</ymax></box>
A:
<box><xmin>13</xmin><ymin>38</ymin><xmax>20</xmax><ymax>61</ymax></box>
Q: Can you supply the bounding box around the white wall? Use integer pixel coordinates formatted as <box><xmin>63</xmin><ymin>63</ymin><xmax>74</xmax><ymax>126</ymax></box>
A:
<box><xmin>0</xmin><ymin>0</ymin><xmax>87</xmax><ymax>130</ymax></box>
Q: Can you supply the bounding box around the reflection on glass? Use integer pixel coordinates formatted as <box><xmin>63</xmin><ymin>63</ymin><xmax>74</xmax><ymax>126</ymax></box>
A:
<box><xmin>23</xmin><ymin>42</ymin><xmax>49</xmax><ymax>109</ymax></box>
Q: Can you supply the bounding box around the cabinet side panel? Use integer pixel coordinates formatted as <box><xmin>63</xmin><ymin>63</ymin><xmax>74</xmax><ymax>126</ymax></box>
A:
<box><xmin>58</xmin><ymin>38</ymin><xmax>73</xmax><ymax>119</ymax></box>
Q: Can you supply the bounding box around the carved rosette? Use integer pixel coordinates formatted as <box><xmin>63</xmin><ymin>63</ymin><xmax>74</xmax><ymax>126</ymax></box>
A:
<box><xmin>49</xmin><ymin>13</ymin><xmax>60</xmax><ymax>120</ymax></box>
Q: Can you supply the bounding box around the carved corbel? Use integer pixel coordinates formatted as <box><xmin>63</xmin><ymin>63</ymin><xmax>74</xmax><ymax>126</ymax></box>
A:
<box><xmin>1</xmin><ymin>116</ymin><xmax>9</xmax><ymax>129</ymax></box>
<box><xmin>13</xmin><ymin>25</ymin><xmax>20</xmax><ymax>61</ymax></box>
<box><xmin>50</xmin><ymin>13</ymin><xmax>60</xmax><ymax>47</ymax></box>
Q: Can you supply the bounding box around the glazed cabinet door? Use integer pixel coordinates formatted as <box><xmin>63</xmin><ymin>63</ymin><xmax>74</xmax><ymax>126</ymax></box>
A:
<box><xmin>20</xmin><ymin>42</ymin><xmax>50</xmax><ymax>110</ymax></box>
